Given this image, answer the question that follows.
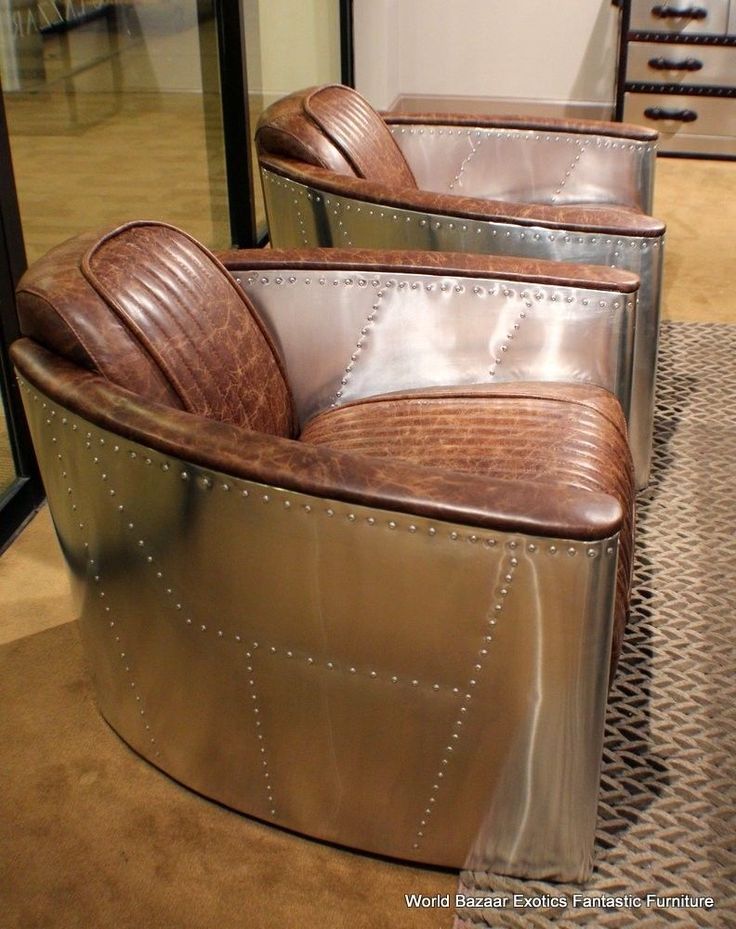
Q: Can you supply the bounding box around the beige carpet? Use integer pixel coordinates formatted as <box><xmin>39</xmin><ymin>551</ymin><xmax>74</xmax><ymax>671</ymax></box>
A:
<box><xmin>0</xmin><ymin>626</ymin><xmax>455</xmax><ymax>929</ymax></box>
<box><xmin>654</xmin><ymin>159</ymin><xmax>736</xmax><ymax>325</ymax></box>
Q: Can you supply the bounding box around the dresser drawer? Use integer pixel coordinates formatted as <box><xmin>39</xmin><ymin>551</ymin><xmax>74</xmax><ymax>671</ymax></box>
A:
<box><xmin>627</xmin><ymin>41</ymin><xmax>736</xmax><ymax>87</ymax></box>
<box><xmin>624</xmin><ymin>91</ymin><xmax>736</xmax><ymax>133</ymax></box>
<box><xmin>624</xmin><ymin>92</ymin><xmax>736</xmax><ymax>153</ymax></box>
<box><xmin>629</xmin><ymin>0</ymin><xmax>729</xmax><ymax>36</ymax></box>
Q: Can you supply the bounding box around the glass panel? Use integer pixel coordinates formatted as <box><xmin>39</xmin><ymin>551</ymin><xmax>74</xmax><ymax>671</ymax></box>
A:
<box><xmin>0</xmin><ymin>391</ymin><xmax>17</xmax><ymax>497</ymax></box>
<box><xmin>0</xmin><ymin>0</ymin><xmax>230</xmax><ymax>262</ymax></box>
<box><xmin>242</xmin><ymin>0</ymin><xmax>341</xmax><ymax>236</ymax></box>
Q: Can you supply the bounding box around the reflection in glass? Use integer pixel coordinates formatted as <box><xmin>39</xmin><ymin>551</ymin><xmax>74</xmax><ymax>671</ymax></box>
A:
<box><xmin>0</xmin><ymin>394</ymin><xmax>17</xmax><ymax>498</ymax></box>
<box><xmin>242</xmin><ymin>0</ymin><xmax>341</xmax><ymax>236</ymax></box>
<box><xmin>0</xmin><ymin>0</ymin><xmax>230</xmax><ymax>261</ymax></box>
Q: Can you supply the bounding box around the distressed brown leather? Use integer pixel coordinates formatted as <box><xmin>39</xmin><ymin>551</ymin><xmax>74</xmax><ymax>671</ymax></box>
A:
<box><xmin>17</xmin><ymin>222</ymin><xmax>295</xmax><ymax>438</ymax></box>
<box><xmin>303</xmin><ymin>85</ymin><xmax>416</xmax><ymax>188</ymax></box>
<box><xmin>384</xmin><ymin>112</ymin><xmax>659</xmax><ymax>142</ymax></box>
<box><xmin>255</xmin><ymin>88</ymin><xmax>357</xmax><ymax>175</ymax></box>
<box><xmin>257</xmin><ymin>86</ymin><xmax>416</xmax><ymax>189</ymax></box>
<box><xmin>12</xmin><ymin>339</ymin><xmax>624</xmax><ymax>544</ymax></box>
<box><xmin>301</xmin><ymin>383</ymin><xmax>635</xmax><ymax>672</ymax></box>
<box><xmin>218</xmin><ymin>247</ymin><xmax>640</xmax><ymax>293</ymax></box>
<box><xmin>260</xmin><ymin>154</ymin><xmax>666</xmax><ymax>238</ymax></box>
<box><xmin>15</xmin><ymin>230</ymin><xmax>183</xmax><ymax>408</ymax></box>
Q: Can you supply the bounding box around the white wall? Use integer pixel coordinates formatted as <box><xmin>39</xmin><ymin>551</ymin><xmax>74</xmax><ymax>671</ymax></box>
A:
<box><xmin>355</xmin><ymin>0</ymin><xmax>619</xmax><ymax>111</ymax></box>
<box><xmin>245</xmin><ymin>0</ymin><xmax>341</xmax><ymax>104</ymax></box>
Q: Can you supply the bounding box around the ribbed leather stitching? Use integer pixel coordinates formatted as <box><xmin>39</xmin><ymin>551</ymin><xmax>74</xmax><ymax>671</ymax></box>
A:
<box><xmin>82</xmin><ymin>222</ymin><xmax>295</xmax><ymax>438</ymax></box>
<box><xmin>304</xmin><ymin>85</ymin><xmax>416</xmax><ymax>188</ymax></box>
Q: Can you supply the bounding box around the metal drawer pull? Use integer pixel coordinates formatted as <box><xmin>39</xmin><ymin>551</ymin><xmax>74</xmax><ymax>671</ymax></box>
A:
<box><xmin>650</xmin><ymin>5</ymin><xmax>707</xmax><ymax>19</ymax></box>
<box><xmin>648</xmin><ymin>56</ymin><xmax>703</xmax><ymax>71</ymax></box>
<box><xmin>643</xmin><ymin>106</ymin><xmax>699</xmax><ymax>122</ymax></box>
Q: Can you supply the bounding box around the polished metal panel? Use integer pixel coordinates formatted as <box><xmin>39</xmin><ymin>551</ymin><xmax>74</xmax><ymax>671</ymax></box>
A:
<box><xmin>627</xmin><ymin>40</ymin><xmax>736</xmax><ymax>88</ymax></box>
<box><xmin>19</xmin><ymin>378</ymin><xmax>619</xmax><ymax>882</ymax></box>
<box><xmin>389</xmin><ymin>125</ymin><xmax>657</xmax><ymax>214</ymax></box>
<box><xmin>630</xmin><ymin>0</ymin><xmax>729</xmax><ymax>35</ymax></box>
<box><xmin>624</xmin><ymin>91</ymin><xmax>736</xmax><ymax>139</ymax></box>
<box><xmin>235</xmin><ymin>270</ymin><xmax>635</xmax><ymax>429</ymax></box>
<box><xmin>261</xmin><ymin>170</ymin><xmax>663</xmax><ymax>488</ymax></box>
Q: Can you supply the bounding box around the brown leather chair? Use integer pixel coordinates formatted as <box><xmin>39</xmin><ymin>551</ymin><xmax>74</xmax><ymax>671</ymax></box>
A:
<box><xmin>11</xmin><ymin>220</ymin><xmax>634</xmax><ymax>883</ymax></box>
<box><xmin>256</xmin><ymin>84</ymin><xmax>666</xmax><ymax>489</ymax></box>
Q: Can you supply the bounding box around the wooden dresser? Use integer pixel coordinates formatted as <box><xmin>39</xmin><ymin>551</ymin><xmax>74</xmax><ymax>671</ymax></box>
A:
<box><xmin>617</xmin><ymin>0</ymin><xmax>736</xmax><ymax>157</ymax></box>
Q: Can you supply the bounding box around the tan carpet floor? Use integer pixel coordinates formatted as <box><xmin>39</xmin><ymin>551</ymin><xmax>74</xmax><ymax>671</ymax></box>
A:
<box><xmin>0</xmin><ymin>622</ymin><xmax>454</xmax><ymax>929</ymax></box>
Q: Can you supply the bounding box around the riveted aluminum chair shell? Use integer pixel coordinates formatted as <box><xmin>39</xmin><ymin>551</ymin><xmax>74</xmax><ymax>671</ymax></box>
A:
<box><xmin>11</xmin><ymin>221</ymin><xmax>635</xmax><ymax>883</ymax></box>
<box><xmin>256</xmin><ymin>84</ymin><xmax>666</xmax><ymax>489</ymax></box>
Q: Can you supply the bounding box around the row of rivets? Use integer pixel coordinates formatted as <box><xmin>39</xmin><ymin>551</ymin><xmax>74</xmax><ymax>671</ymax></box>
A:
<box><xmin>333</xmin><ymin>283</ymin><xmax>388</xmax><ymax>404</ymax></box>
<box><xmin>411</xmin><ymin>549</ymin><xmax>520</xmax><ymax>851</ymax></box>
<box><xmin>31</xmin><ymin>394</ymin><xmax>163</xmax><ymax>760</ymax></box>
<box><xmin>390</xmin><ymin>125</ymin><xmax>654</xmax><ymax>153</ymax></box>
<box><xmin>243</xmin><ymin>652</ymin><xmax>278</xmax><ymax>817</ymax></box>
<box><xmin>26</xmin><ymin>382</ymin><xmax>618</xmax><ymax>566</ymax></box>
<box><xmin>443</xmin><ymin>132</ymin><xmax>588</xmax><ymax>201</ymax></box>
<box><xmin>23</xmin><ymin>380</ymin><xmax>617</xmax><ymax>566</ymax></box>
<box><xmin>71</xmin><ymin>410</ymin><xmax>280</xmax><ymax>817</ymax></box>
<box><xmin>552</xmin><ymin>142</ymin><xmax>585</xmax><ymax>203</ymax></box>
<box><xmin>266</xmin><ymin>174</ymin><xmax>661</xmax><ymax>253</ymax></box>
<box><xmin>290</xmin><ymin>189</ymin><xmax>309</xmax><ymax>246</ymax></box>
<box><xmin>448</xmin><ymin>131</ymin><xmax>486</xmax><ymax>192</ymax></box>
<box><xmin>489</xmin><ymin>299</ymin><xmax>528</xmax><ymax>378</ymax></box>
<box><xmin>237</xmin><ymin>271</ymin><xmax>625</xmax><ymax>311</ymax></box>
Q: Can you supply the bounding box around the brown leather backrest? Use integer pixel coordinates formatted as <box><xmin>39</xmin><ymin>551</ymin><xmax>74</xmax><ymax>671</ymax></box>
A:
<box><xmin>256</xmin><ymin>85</ymin><xmax>417</xmax><ymax>189</ymax></box>
<box><xmin>16</xmin><ymin>221</ymin><xmax>295</xmax><ymax>437</ymax></box>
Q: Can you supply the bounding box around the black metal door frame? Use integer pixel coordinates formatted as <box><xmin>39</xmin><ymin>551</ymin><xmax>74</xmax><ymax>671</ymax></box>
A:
<box><xmin>0</xmin><ymin>89</ymin><xmax>43</xmax><ymax>551</ymax></box>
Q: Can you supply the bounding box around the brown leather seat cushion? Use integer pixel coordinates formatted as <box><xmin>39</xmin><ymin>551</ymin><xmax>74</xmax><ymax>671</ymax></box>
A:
<box><xmin>300</xmin><ymin>382</ymin><xmax>635</xmax><ymax>672</ymax></box>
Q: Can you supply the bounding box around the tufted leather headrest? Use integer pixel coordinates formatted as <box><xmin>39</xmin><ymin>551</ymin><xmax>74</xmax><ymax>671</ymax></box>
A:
<box><xmin>256</xmin><ymin>84</ymin><xmax>417</xmax><ymax>189</ymax></box>
<box><xmin>15</xmin><ymin>221</ymin><xmax>295</xmax><ymax>437</ymax></box>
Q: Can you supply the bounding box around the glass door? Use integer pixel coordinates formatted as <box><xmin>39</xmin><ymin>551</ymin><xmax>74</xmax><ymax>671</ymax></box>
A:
<box><xmin>0</xmin><ymin>0</ymin><xmax>353</xmax><ymax>544</ymax></box>
<box><xmin>241</xmin><ymin>0</ymin><xmax>347</xmax><ymax>239</ymax></box>
<box><xmin>0</xmin><ymin>0</ymin><xmax>232</xmax><ymax>261</ymax></box>
<box><xmin>0</xmin><ymin>0</ymin><xmax>238</xmax><ymax>546</ymax></box>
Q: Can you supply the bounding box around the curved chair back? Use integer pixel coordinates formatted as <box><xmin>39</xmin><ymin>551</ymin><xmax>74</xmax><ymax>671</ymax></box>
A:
<box><xmin>257</xmin><ymin>84</ymin><xmax>416</xmax><ymax>188</ymax></box>
<box><xmin>16</xmin><ymin>221</ymin><xmax>295</xmax><ymax>437</ymax></box>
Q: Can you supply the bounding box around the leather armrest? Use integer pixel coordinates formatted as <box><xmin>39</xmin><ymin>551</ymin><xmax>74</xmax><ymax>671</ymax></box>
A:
<box><xmin>12</xmin><ymin>338</ymin><xmax>623</xmax><ymax>541</ymax></box>
<box><xmin>217</xmin><ymin>247</ymin><xmax>640</xmax><ymax>293</ymax></box>
<box><xmin>259</xmin><ymin>155</ymin><xmax>666</xmax><ymax>237</ymax></box>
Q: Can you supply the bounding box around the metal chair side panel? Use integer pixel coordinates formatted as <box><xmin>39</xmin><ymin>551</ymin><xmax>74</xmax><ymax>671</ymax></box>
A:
<box><xmin>20</xmin><ymin>378</ymin><xmax>619</xmax><ymax>883</ymax></box>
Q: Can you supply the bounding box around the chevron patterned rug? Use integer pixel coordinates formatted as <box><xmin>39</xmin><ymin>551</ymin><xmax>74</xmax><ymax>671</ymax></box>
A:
<box><xmin>455</xmin><ymin>321</ymin><xmax>736</xmax><ymax>929</ymax></box>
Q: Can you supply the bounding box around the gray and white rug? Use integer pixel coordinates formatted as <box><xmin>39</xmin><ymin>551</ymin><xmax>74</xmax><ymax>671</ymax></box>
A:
<box><xmin>456</xmin><ymin>322</ymin><xmax>736</xmax><ymax>929</ymax></box>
